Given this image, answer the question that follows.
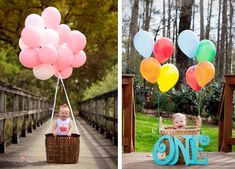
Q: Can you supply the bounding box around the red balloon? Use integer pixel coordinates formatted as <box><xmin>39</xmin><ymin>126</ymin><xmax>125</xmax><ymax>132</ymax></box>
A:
<box><xmin>186</xmin><ymin>66</ymin><xmax>202</xmax><ymax>91</ymax></box>
<box><xmin>153</xmin><ymin>37</ymin><xmax>174</xmax><ymax>64</ymax></box>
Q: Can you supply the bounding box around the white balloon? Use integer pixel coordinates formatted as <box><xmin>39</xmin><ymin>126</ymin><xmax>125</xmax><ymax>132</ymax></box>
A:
<box><xmin>41</xmin><ymin>29</ymin><xmax>59</xmax><ymax>48</ymax></box>
<box><xmin>25</xmin><ymin>14</ymin><xmax>45</xmax><ymax>30</ymax></box>
<box><xmin>33</xmin><ymin>64</ymin><xmax>55</xmax><ymax>80</ymax></box>
<box><xmin>19</xmin><ymin>38</ymin><xmax>28</xmax><ymax>50</ymax></box>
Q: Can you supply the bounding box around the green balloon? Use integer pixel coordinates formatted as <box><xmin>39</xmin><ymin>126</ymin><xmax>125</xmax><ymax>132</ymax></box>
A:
<box><xmin>196</xmin><ymin>40</ymin><xmax>216</xmax><ymax>63</ymax></box>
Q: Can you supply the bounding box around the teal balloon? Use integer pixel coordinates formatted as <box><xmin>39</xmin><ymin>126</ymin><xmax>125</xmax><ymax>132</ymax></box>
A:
<box><xmin>178</xmin><ymin>30</ymin><xmax>199</xmax><ymax>59</ymax></box>
<box><xmin>133</xmin><ymin>30</ymin><xmax>154</xmax><ymax>58</ymax></box>
<box><xmin>196</xmin><ymin>40</ymin><xmax>216</xmax><ymax>62</ymax></box>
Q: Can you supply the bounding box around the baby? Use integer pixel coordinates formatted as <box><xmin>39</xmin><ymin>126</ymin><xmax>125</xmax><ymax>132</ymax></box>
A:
<box><xmin>172</xmin><ymin>113</ymin><xmax>186</xmax><ymax>129</ymax></box>
<box><xmin>52</xmin><ymin>104</ymin><xmax>73</xmax><ymax>136</ymax></box>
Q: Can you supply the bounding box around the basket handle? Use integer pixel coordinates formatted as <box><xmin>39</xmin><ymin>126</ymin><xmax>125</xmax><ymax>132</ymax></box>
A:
<box><xmin>45</xmin><ymin>76</ymin><xmax>80</xmax><ymax>135</ymax></box>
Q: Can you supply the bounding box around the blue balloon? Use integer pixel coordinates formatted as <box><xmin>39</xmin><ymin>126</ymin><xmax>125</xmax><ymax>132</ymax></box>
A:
<box><xmin>178</xmin><ymin>30</ymin><xmax>199</xmax><ymax>59</ymax></box>
<box><xmin>133</xmin><ymin>30</ymin><xmax>154</xmax><ymax>58</ymax></box>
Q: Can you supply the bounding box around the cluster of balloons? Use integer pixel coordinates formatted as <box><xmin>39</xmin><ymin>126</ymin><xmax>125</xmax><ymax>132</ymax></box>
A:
<box><xmin>19</xmin><ymin>7</ymin><xmax>87</xmax><ymax>80</ymax></box>
<box><xmin>134</xmin><ymin>31</ymin><xmax>179</xmax><ymax>93</ymax></box>
<box><xmin>178</xmin><ymin>30</ymin><xmax>216</xmax><ymax>91</ymax></box>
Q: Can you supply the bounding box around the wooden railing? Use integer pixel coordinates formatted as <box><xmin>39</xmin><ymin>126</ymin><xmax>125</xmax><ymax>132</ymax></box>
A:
<box><xmin>0</xmin><ymin>84</ymin><xmax>51</xmax><ymax>153</ymax></box>
<box><xmin>218</xmin><ymin>75</ymin><xmax>235</xmax><ymax>152</ymax></box>
<box><xmin>122</xmin><ymin>74</ymin><xmax>135</xmax><ymax>153</ymax></box>
<box><xmin>78</xmin><ymin>90</ymin><xmax>117</xmax><ymax>145</ymax></box>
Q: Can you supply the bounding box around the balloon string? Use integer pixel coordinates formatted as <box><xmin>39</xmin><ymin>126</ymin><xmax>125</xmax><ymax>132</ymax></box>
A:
<box><xmin>46</xmin><ymin>78</ymin><xmax>60</xmax><ymax>134</ymax></box>
<box><xmin>59</xmin><ymin>74</ymin><xmax>80</xmax><ymax>134</ymax></box>
<box><xmin>156</xmin><ymin>88</ymin><xmax>161</xmax><ymax>134</ymax></box>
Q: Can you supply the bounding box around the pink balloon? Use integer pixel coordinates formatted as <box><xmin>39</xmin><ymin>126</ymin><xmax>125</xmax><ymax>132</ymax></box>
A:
<box><xmin>25</xmin><ymin>14</ymin><xmax>44</xmax><ymax>30</ymax></box>
<box><xmin>41</xmin><ymin>29</ymin><xmax>59</xmax><ymax>48</ymax></box>
<box><xmin>41</xmin><ymin>7</ymin><xmax>61</xmax><ymax>29</ymax></box>
<box><xmin>21</xmin><ymin>26</ymin><xmax>41</xmax><ymax>48</ymax></box>
<box><xmin>54</xmin><ymin>44</ymin><xmax>74</xmax><ymax>71</ymax></box>
<box><xmin>19</xmin><ymin>48</ymin><xmax>41</xmax><ymax>68</ymax></box>
<box><xmin>19</xmin><ymin>38</ymin><xmax>28</xmax><ymax>50</ymax></box>
<box><xmin>39</xmin><ymin>45</ymin><xmax>57</xmax><ymax>64</ymax></box>
<box><xmin>72</xmin><ymin>50</ymin><xmax>87</xmax><ymax>68</ymax></box>
<box><xmin>54</xmin><ymin>66</ymin><xmax>73</xmax><ymax>79</ymax></box>
<box><xmin>33</xmin><ymin>64</ymin><xmax>55</xmax><ymax>80</ymax></box>
<box><xmin>67</xmin><ymin>30</ymin><xmax>87</xmax><ymax>53</ymax></box>
<box><xmin>56</xmin><ymin>24</ymin><xmax>71</xmax><ymax>44</ymax></box>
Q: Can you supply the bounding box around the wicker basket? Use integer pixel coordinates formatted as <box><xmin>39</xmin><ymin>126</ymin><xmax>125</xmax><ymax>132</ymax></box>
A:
<box><xmin>159</xmin><ymin>117</ymin><xmax>201</xmax><ymax>164</ymax></box>
<box><xmin>45</xmin><ymin>133</ymin><xmax>80</xmax><ymax>163</ymax></box>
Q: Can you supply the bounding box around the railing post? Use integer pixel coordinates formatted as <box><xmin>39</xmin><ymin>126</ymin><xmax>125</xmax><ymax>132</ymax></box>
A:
<box><xmin>35</xmin><ymin>98</ymin><xmax>41</xmax><ymax>127</ymax></box>
<box><xmin>21</xmin><ymin>97</ymin><xmax>27</xmax><ymax>137</ymax></box>
<box><xmin>112</xmin><ymin>94</ymin><xmax>117</xmax><ymax>145</ymax></box>
<box><xmin>99</xmin><ymin>100</ymin><xmax>104</xmax><ymax>134</ymax></box>
<box><xmin>27</xmin><ymin>98</ymin><xmax>33</xmax><ymax>133</ymax></box>
<box><xmin>0</xmin><ymin>91</ymin><xmax>6</xmax><ymax>153</ymax></box>
<box><xmin>32</xmin><ymin>98</ymin><xmax>37</xmax><ymax>130</ymax></box>
<box><xmin>95</xmin><ymin>100</ymin><xmax>99</xmax><ymax>130</ymax></box>
<box><xmin>122</xmin><ymin>75</ymin><xmax>135</xmax><ymax>153</ymax></box>
<box><xmin>12</xmin><ymin>95</ymin><xmax>20</xmax><ymax>143</ymax></box>
<box><xmin>104</xmin><ymin>97</ymin><xmax>110</xmax><ymax>139</ymax></box>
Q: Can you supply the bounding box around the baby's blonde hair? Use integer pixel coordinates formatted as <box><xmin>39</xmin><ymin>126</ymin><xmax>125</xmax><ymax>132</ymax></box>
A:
<box><xmin>59</xmin><ymin>104</ymin><xmax>70</xmax><ymax>114</ymax></box>
<box><xmin>172</xmin><ymin>113</ymin><xmax>186</xmax><ymax>121</ymax></box>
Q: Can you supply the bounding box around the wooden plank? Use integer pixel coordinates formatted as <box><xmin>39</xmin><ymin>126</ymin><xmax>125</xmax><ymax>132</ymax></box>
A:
<box><xmin>12</xmin><ymin>117</ymin><xmax>19</xmax><ymax>144</ymax></box>
<box><xmin>0</xmin><ymin>119</ymin><xmax>6</xmax><ymax>153</ymax></box>
<box><xmin>223</xmin><ymin>84</ymin><xmax>234</xmax><ymax>152</ymax></box>
<box><xmin>227</xmin><ymin>137</ymin><xmax>235</xmax><ymax>145</ymax></box>
<box><xmin>218</xmin><ymin>83</ymin><xmax>225</xmax><ymax>151</ymax></box>
<box><xmin>123</xmin><ymin>76</ymin><xmax>135</xmax><ymax>153</ymax></box>
<box><xmin>123</xmin><ymin>152</ymin><xmax>235</xmax><ymax>169</ymax></box>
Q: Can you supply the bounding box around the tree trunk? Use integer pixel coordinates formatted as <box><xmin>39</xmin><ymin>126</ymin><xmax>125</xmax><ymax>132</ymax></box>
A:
<box><xmin>200</xmin><ymin>0</ymin><xmax>204</xmax><ymax>40</ymax></box>
<box><xmin>142</xmin><ymin>0</ymin><xmax>153</xmax><ymax>108</ymax></box>
<box><xmin>163</xmin><ymin>0</ymin><xmax>166</xmax><ymax>36</ymax></box>
<box><xmin>205</xmin><ymin>0</ymin><xmax>213</xmax><ymax>39</ymax></box>
<box><xmin>167</xmin><ymin>0</ymin><xmax>172</xmax><ymax>38</ymax></box>
<box><xmin>192</xmin><ymin>4</ymin><xmax>196</xmax><ymax>30</ymax></box>
<box><xmin>175</xmin><ymin>0</ymin><xmax>194</xmax><ymax>89</ymax></box>
<box><xmin>215</xmin><ymin>0</ymin><xmax>222</xmax><ymax>79</ymax></box>
<box><xmin>219</xmin><ymin>0</ymin><xmax>228</xmax><ymax>79</ymax></box>
<box><xmin>226</xmin><ymin>0</ymin><xmax>234</xmax><ymax>74</ymax></box>
<box><xmin>173</xmin><ymin>0</ymin><xmax>178</xmax><ymax>64</ymax></box>
<box><xmin>129</xmin><ymin>0</ymin><xmax>139</xmax><ymax>74</ymax></box>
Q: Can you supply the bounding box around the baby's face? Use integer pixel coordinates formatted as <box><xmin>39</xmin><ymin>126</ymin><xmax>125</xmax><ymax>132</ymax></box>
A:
<box><xmin>59</xmin><ymin>108</ymin><xmax>70</xmax><ymax>120</ymax></box>
<box><xmin>173</xmin><ymin>116</ymin><xmax>186</xmax><ymax>129</ymax></box>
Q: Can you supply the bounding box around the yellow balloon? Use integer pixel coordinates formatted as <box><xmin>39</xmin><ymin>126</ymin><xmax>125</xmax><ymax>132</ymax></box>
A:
<box><xmin>140</xmin><ymin>57</ymin><xmax>161</xmax><ymax>83</ymax></box>
<box><xmin>157</xmin><ymin>64</ymin><xmax>179</xmax><ymax>92</ymax></box>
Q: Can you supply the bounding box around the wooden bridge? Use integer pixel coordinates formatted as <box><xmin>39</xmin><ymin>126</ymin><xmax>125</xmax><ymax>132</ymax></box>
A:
<box><xmin>0</xmin><ymin>84</ymin><xmax>117</xmax><ymax>169</ymax></box>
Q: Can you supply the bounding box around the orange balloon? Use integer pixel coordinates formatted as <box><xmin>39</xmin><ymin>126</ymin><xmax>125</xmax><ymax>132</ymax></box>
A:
<box><xmin>140</xmin><ymin>57</ymin><xmax>161</xmax><ymax>83</ymax></box>
<box><xmin>195</xmin><ymin>61</ymin><xmax>215</xmax><ymax>87</ymax></box>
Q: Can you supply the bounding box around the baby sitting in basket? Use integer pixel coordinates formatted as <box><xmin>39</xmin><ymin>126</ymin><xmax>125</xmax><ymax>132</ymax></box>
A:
<box><xmin>158</xmin><ymin>113</ymin><xmax>187</xmax><ymax>159</ymax></box>
<box><xmin>160</xmin><ymin>113</ymin><xmax>186</xmax><ymax>136</ymax></box>
<box><xmin>52</xmin><ymin>104</ymin><xmax>73</xmax><ymax>137</ymax></box>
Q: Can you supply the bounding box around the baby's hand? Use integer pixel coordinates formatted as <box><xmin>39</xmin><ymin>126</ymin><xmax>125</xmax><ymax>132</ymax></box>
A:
<box><xmin>53</xmin><ymin>132</ymin><xmax>57</xmax><ymax>137</ymax></box>
<box><xmin>67</xmin><ymin>132</ymin><xmax>72</xmax><ymax>137</ymax></box>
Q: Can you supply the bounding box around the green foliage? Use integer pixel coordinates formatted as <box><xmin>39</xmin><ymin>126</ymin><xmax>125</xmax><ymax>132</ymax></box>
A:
<box><xmin>136</xmin><ymin>82</ymin><xmax>223</xmax><ymax>124</ymax></box>
<box><xmin>4</xmin><ymin>117</ymin><xmax>13</xmax><ymax>140</ymax></box>
<box><xmin>82</xmin><ymin>64</ymin><xmax>117</xmax><ymax>100</ymax></box>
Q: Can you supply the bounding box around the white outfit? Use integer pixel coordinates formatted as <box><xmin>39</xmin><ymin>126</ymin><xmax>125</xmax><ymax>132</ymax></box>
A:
<box><xmin>56</xmin><ymin>118</ymin><xmax>71</xmax><ymax>135</ymax></box>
